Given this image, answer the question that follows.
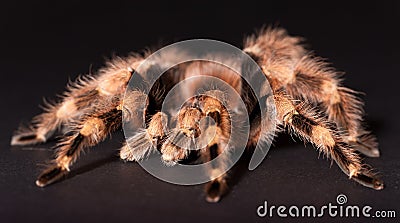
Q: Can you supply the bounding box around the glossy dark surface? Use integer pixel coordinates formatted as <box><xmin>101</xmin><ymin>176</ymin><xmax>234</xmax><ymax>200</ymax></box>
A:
<box><xmin>1</xmin><ymin>1</ymin><xmax>399</xmax><ymax>222</ymax></box>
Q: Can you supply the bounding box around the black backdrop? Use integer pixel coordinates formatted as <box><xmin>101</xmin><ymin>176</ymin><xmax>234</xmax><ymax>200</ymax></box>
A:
<box><xmin>0</xmin><ymin>1</ymin><xmax>399</xmax><ymax>223</ymax></box>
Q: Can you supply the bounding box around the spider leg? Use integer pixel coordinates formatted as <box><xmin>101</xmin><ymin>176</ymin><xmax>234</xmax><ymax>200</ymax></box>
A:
<box><xmin>201</xmin><ymin>127</ymin><xmax>230</xmax><ymax>203</ymax></box>
<box><xmin>272</xmin><ymin>91</ymin><xmax>383</xmax><ymax>190</ymax></box>
<box><xmin>10</xmin><ymin>76</ymin><xmax>98</xmax><ymax>146</ymax></box>
<box><xmin>285</xmin><ymin>55</ymin><xmax>379</xmax><ymax>157</ymax></box>
<box><xmin>120</xmin><ymin>111</ymin><xmax>169</xmax><ymax>161</ymax></box>
<box><xmin>243</xmin><ymin>28</ymin><xmax>379</xmax><ymax>157</ymax></box>
<box><xmin>159</xmin><ymin>106</ymin><xmax>202</xmax><ymax>164</ymax></box>
<box><xmin>11</xmin><ymin>55</ymin><xmax>143</xmax><ymax>146</ymax></box>
<box><xmin>199</xmin><ymin>94</ymin><xmax>231</xmax><ymax>202</ymax></box>
<box><xmin>35</xmin><ymin>100</ymin><xmax>123</xmax><ymax>187</ymax></box>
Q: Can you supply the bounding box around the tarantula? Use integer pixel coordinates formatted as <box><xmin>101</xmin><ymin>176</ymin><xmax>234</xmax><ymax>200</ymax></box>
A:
<box><xmin>11</xmin><ymin>27</ymin><xmax>383</xmax><ymax>202</ymax></box>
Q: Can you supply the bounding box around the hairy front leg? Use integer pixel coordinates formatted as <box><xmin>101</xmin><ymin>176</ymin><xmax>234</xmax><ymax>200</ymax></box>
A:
<box><xmin>36</xmin><ymin>101</ymin><xmax>123</xmax><ymax>187</ymax></box>
<box><xmin>11</xmin><ymin>76</ymin><xmax>99</xmax><ymax>146</ymax></box>
<box><xmin>11</xmin><ymin>55</ymin><xmax>143</xmax><ymax>146</ymax></box>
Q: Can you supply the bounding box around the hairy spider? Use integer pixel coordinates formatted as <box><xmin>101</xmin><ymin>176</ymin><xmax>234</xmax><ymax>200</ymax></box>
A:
<box><xmin>11</xmin><ymin>27</ymin><xmax>383</xmax><ymax>202</ymax></box>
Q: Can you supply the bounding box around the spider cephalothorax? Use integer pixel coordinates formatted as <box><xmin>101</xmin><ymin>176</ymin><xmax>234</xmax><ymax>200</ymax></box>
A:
<box><xmin>11</xmin><ymin>27</ymin><xmax>383</xmax><ymax>202</ymax></box>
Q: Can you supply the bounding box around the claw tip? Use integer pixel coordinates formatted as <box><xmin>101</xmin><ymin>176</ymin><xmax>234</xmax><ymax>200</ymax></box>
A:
<box><xmin>206</xmin><ymin>195</ymin><xmax>221</xmax><ymax>203</ymax></box>
<box><xmin>35</xmin><ymin>180</ymin><xmax>46</xmax><ymax>187</ymax></box>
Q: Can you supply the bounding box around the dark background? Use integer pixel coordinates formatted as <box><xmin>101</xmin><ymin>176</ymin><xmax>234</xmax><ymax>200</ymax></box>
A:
<box><xmin>0</xmin><ymin>1</ymin><xmax>399</xmax><ymax>222</ymax></box>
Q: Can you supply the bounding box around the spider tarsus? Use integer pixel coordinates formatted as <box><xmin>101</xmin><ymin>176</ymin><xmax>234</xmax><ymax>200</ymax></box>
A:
<box><xmin>205</xmin><ymin>195</ymin><xmax>221</xmax><ymax>203</ymax></box>
<box><xmin>349</xmin><ymin>138</ymin><xmax>380</xmax><ymax>157</ymax></box>
<box><xmin>160</xmin><ymin>134</ymin><xmax>190</xmax><ymax>164</ymax></box>
<box><xmin>11</xmin><ymin>133</ymin><xmax>45</xmax><ymax>146</ymax></box>
<box><xmin>205</xmin><ymin>180</ymin><xmax>228</xmax><ymax>203</ymax></box>
<box><xmin>36</xmin><ymin>166</ymin><xmax>67</xmax><ymax>187</ymax></box>
<box><xmin>120</xmin><ymin>130</ymin><xmax>154</xmax><ymax>161</ymax></box>
<box><xmin>352</xmin><ymin>172</ymin><xmax>384</xmax><ymax>190</ymax></box>
<box><xmin>373</xmin><ymin>179</ymin><xmax>385</xmax><ymax>190</ymax></box>
<box><xmin>351</xmin><ymin>141</ymin><xmax>380</xmax><ymax>157</ymax></box>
